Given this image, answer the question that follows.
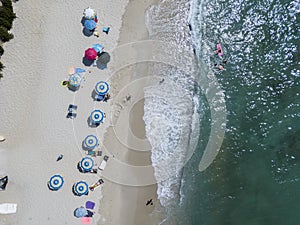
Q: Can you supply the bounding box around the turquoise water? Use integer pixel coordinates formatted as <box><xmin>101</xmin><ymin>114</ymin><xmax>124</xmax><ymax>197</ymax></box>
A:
<box><xmin>179</xmin><ymin>0</ymin><xmax>300</xmax><ymax>224</ymax></box>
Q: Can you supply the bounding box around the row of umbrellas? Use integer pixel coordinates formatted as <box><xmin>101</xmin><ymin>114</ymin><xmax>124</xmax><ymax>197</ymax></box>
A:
<box><xmin>48</xmin><ymin>156</ymin><xmax>95</xmax><ymax>195</ymax></box>
<box><xmin>49</xmin><ymin>7</ymin><xmax>109</xmax><ymax>199</ymax></box>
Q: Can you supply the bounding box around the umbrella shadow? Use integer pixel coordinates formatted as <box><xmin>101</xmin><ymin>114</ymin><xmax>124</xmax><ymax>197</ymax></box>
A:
<box><xmin>77</xmin><ymin>162</ymin><xmax>86</xmax><ymax>173</ymax></box>
<box><xmin>82</xmin><ymin>141</ymin><xmax>95</xmax><ymax>151</ymax></box>
<box><xmin>47</xmin><ymin>182</ymin><xmax>54</xmax><ymax>191</ymax></box>
<box><xmin>81</xmin><ymin>17</ymin><xmax>96</xmax><ymax>37</ymax></box>
<box><xmin>91</xmin><ymin>90</ymin><xmax>97</xmax><ymax>100</ymax></box>
<box><xmin>91</xmin><ymin>90</ymin><xmax>104</xmax><ymax>101</ymax></box>
<box><xmin>96</xmin><ymin>52</ymin><xmax>110</xmax><ymax>70</ymax></box>
<box><xmin>81</xmin><ymin>17</ymin><xmax>86</xmax><ymax>26</ymax></box>
<box><xmin>82</xmin><ymin>28</ymin><xmax>94</xmax><ymax>37</ymax></box>
<box><xmin>87</xmin><ymin>117</ymin><xmax>100</xmax><ymax>128</ymax></box>
<box><xmin>96</xmin><ymin>62</ymin><xmax>108</xmax><ymax>70</ymax></box>
<box><xmin>82</xmin><ymin>57</ymin><xmax>94</xmax><ymax>67</ymax></box>
<box><xmin>67</xmin><ymin>84</ymin><xmax>79</xmax><ymax>92</ymax></box>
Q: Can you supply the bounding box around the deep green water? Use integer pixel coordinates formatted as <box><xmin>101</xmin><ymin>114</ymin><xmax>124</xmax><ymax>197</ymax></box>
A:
<box><xmin>179</xmin><ymin>0</ymin><xmax>300</xmax><ymax>224</ymax></box>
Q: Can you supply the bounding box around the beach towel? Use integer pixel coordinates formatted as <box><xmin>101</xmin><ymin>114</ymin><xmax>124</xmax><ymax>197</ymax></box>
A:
<box><xmin>76</xmin><ymin>68</ymin><xmax>86</xmax><ymax>73</ymax></box>
<box><xmin>68</xmin><ymin>67</ymin><xmax>76</xmax><ymax>75</ymax></box>
<box><xmin>81</xmin><ymin>217</ymin><xmax>92</xmax><ymax>224</ymax></box>
<box><xmin>86</xmin><ymin>201</ymin><xmax>95</xmax><ymax>210</ymax></box>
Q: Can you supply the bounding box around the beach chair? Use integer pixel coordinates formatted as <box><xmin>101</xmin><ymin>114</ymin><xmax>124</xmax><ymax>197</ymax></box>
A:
<box><xmin>68</xmin><ymin>104</ymin><xmax>78</xmax><ymax>112</ymax></box>
<box><xmin>89</xmin><ymin>179</ymin><xmax>104</xmax><ymax>191</ymax></box>
<box><xmin>67</xmin><ymin>112</ymin><xmax>77</xmax><ymax>119</ymax></box>
<box><xmin>86</xmin><ymin>150</ymin><xmax>102</xmax><ymax>157</ymax></box>
<box><xmin>98</xmin><ymin>156</ymin><xmax>109</xmax><ymax>171</ymax></box>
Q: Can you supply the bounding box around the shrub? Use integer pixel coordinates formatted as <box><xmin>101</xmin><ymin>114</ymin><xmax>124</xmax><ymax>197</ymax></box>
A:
<box><xmin>0</xmin><ymin>61</ymin><xmax>3</xmax><ymax>78</ymax></box>
<box><xmin>0</xmin><ymin>26</ymin><xmax>13</xmax><ymax>42</ymax></box>
<box><xmin>1</xmin><ymin>0</ymin><xmax>14</xmax><ymax>12</ymax></box>
<box><xmin>0</xmin><ymin>7</ymin><xmax>16</xmax><ymax>24</ymax></box>
<box><xmin>0</xmin><ymin>46</ymin><xmax>3</xmax><ymax>56</ymax></box>
<box><xmin>0</xmin><ymin>17</ymin><xmax>12</xmax><ymax>30</ymax></box>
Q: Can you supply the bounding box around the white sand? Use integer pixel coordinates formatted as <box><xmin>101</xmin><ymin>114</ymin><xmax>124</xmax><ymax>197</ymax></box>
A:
<box><xmin>0</xmin><ymin>0</ymin><xmax>164</xmax><ymax>224</ymax></box>
<box><xmin>0</xmin><ymin>0</ymin><xmax>127</xmax><ymax>224</ymax></box>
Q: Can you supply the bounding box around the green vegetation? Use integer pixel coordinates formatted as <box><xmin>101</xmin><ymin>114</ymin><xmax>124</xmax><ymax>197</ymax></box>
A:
<box><xmin>0</xmin><ymin>26</ymin><xmax>14</xmax><ymax>42</ymax></box>
<box><xmin>0</xmin><ymin>62</ymin><xmax>3</xmax><ymax>78</ymax></box>
<box><xmin>0</xmin><ymin>0</ymin><xmax>16</xmax><ymax>78</ymax></box>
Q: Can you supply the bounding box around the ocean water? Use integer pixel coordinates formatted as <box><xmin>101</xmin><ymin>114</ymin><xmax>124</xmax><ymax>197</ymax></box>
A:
<box><xmin>146</xmin><ymin>0</ymin><xmax>300</xmax><ymax>224</ymax></box>
<box><xmin>180</xmin><ymin>0</ymin><xmax>300</xmax><ymax>224</ymax></box>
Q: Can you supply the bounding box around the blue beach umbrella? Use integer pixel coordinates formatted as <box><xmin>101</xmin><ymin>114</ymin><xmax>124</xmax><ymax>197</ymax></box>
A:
<box><xmin>73</xmin><ymin>181</ymin><xmax>89</xmax><ymax>196</ymax></box>
<box><xmin>80</xmin><ymin>157</ymin><xmax>95</xmax><ymax>172</ymax></box>
<box><xmin>83</xmin><ymin>135</ymin><xmax>98</xmax><ymax>150</ymax></box>
<box><xmin>84</xmin><ymin>19</ymin><xmax>97</xmax><ymax>30</ymax></box>
<box><xmin>95</xmin><ymin>81</ymin><xmax>109</xmax><ymax>95</ymax></box>
<box><xmin>69</xmin><ymin>73</ymin><xmax>82</xmax><ymax>87</ymax></box>
<box><xmin>90</xmin><ymin>110</ymin><xmax>104</xmax><ymax>124</ymax></box>
<box><xmin>92</xmin><ymin>44</ymin><xmax>103</xmax><ymax>53</ymax></box>
<box><xmin>48</xmin><ymin>174</ymin><xmax>64</xmax><ymax>191</ymax></box>
<box><xmin>74</xmin><ymin>207</ymin><xmax>88</xmax><ymax>218</ymax></box>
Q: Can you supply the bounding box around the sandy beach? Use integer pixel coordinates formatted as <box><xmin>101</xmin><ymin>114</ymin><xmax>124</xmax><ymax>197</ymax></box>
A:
<box><xmin>0</xmin><ymin>0</ymin><xmax>163</xmax><ymax>224</ymax></box>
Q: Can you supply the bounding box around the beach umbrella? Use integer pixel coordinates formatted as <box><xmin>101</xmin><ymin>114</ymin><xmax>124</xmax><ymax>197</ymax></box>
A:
<box><xmin>85</xmin><ymin>48</ymin><xmax>98</xmax><ymax>60</ymax></box>
<box><xmin>80</xmin><ymin>157</ymin><xmax>95</xmax><ymax>172</ymax></box>
<box><xmin>97</xmin><ymin>52</ymin><xmax>110</xmax><ymax>64</ymax></box>
<box><xmin>84</xmin><ymin>19</ymin><xmax>97</xmax><ymax>31</ymax></box>
<box><xmin>74</xmin><ymin>207</ymin><xmax>88</xmax><ymax>218</ymax></box>
<box><xmin>68</xmin><ymin>73</ymin><xmax>82</xmax><ymax>87</ymax></box>
<box><xmin>48</xmin><ymin>174</ymin><xmax>64</xmax><ymax>191</ymax></box>
<box><xmin>95</xmin><ymin>81</ymin><xmax>109</xmax><ymax>95</ymax></box>
<box><xmin>73</xmin><ymin>181</ymin><xmax>89</xmax><ymax>196</ymax></box>
<box><xmin>92</xmin><ymin>44</ymin><xmax>103</xmax><ymax>53</ymax></box>
<box><xmin>90</xmin><ymin>110</ymin><xmax>104</xmax><ymax>124</ymax></box>
<box><xmin>83</xmin><ymin>135</ymin><xmax>98</xmax><ymax>150</ymax></box>
<box><xmin>83</xmin><ymin>7</ymin><xmax>96</xmax><ymax>19</ymax></box>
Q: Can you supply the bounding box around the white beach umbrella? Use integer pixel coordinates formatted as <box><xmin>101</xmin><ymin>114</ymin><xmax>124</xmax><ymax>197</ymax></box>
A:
<box><xmin>83</xmin><ymin>135</ymin><xmax>98</xmax><ymax>150</ymax></box>
<box><xmin>83</xmin><ymin>7</ymin><xmax>96</xmax><ymax>19</ymax></box>
<box><xmin>90</xmin><ymin>110</ymin><xmax>104</xmax><ymax>124</ymax></box>
<box><xmin>95</xmin><ymin>81</ymin><xmax>109</xmax><ymax>95</ymax></box>
<box><xmin>80</xmin><ymin>157</ymin><xmax>94</xmax><ymax>172</ymax></box>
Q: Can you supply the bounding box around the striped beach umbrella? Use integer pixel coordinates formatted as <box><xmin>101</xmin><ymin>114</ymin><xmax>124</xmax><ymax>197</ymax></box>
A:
<box><xmin>48</xmin><ymin>174</ymin><xmax>64</xmax><ymax>191</ymax></box>
<box><xmin>73</xmin><ymin>181</ymin><xmax>89</xmax><ymax>196</ymax></box>
<box><xmin>83</xmin><ymin>7</ymin><xmax>96</xmax><ymax>19</ymax></box>
<box><xmin>80</xmin><ymin>157</ymin><xmax>94</xmax><ymax>172</ymax></box>
<box><xmin>95</xmin><ymin>81</ymin><xmax>109</xmax><ymax>95</ymax></box>
<box><xmin>83</xmin><ymin>135</ymin><xmax>98</xmax><ymax>150</ymax></box>
<box><xmin>90</xmin><ymin>110</ymin><xmax>104</xmax><ymax>124</ymax></box>
<box><xmin>69</xmin><ymin>73</ymin><xmax>82</xmax><ymax>87</ymax></box>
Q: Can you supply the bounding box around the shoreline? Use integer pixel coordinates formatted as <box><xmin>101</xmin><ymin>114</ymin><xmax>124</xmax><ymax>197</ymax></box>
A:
<box><xmin>98</xmin><ymin>0</ymin><xmax>165</xmax><ymax>224</ymax></box>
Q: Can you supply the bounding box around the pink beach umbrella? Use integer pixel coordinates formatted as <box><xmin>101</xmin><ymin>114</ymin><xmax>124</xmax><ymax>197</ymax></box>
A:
<box><xmin>85</xmin><ymin>48</ymin><xmax>97</xmax><ymax>60</ymax></box>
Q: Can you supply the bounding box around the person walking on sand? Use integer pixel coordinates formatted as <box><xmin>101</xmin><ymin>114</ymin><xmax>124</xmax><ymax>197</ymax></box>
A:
<box><xmin>146</xmin><ymin>199</ymin><xmax>153</xmax><ymax>206</ymax></box>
